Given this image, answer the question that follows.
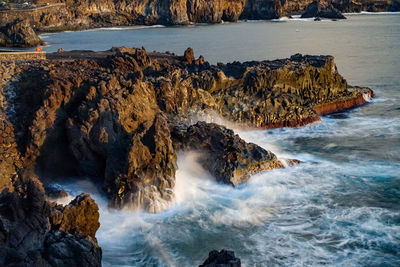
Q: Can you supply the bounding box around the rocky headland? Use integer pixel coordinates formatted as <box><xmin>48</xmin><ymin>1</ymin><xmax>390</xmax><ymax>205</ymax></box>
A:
<box><xmin>0</xmin><ymin>0</ymin><xmax>399</xmax><ymax>47</ymax></box>
<box><xmin>0</xmin><ymin>47</ymin><xmax>373</xmax><ymax>265</ymax></box>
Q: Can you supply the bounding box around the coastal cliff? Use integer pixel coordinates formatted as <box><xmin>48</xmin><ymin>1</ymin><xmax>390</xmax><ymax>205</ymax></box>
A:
<box><xmin>0</xmin><ymin>113</ymin><xmax>101</xmax><ymax>266</ymax></box>
<box><xmin>0</xmin><ymin>47</ymin><xmax>373</xmax><ymax>265</ymax></box>
<box><xmin>0</xmin><ymin>0</ymin><xmax>399</xmax><ymax>46</ymax></box>
<box><xmin>0</xmin><ymin>47</ymin><xmax>373</xmax><ymax>210</ymax></box>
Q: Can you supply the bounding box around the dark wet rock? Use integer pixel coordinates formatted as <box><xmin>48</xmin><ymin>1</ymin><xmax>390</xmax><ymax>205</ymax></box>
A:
<box><xmin>45</xmin><ymin>185</ymin><xmax>70</xmax><ymax>199</ymax></box>
<box><xmin>390</xmin><ymin>0</ymin><xmax>400</xmax><ymax>11</ymax></box>
<box><xmin>172</xmin><ymin>121</ymin><xmax>288</xmax><ymax>186</ymax></box>
<box><xmin>301</xmin><ymin>0</ymin><xmax>346</xmax><ymax>19</ymax></box>
<box><xmin>43</xmin><ymin>230</ymin><xmax>102</xmax><ymax>267</ymax></box>
<box><xmin>0</xmin><ymin>175</ymin><xmax>101</xmax><ymax>267</ymax></box>
<box><xmin>0</xmin><ymin>19</ymin><xmax>45</xmax><ymax>47</ymax></box>
<box><xmin>200</xmin><ymin>249</ymin><xmax>241</xmax><ymax>267</ymax></box>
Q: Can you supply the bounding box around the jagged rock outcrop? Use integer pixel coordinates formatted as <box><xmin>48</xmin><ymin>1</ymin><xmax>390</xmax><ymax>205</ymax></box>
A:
<box><xmin>171</xmin><ymin>121</ymin><xmax>298</xmax><ymax>186</ymax></box>
<box><xmin>0</xmin><ymin>63</ymin><xmax>101</xmax><ymax>266</ymax></box>
<box><xmin>301</xmin><ymin>0</ymin><xmax>346</xmax><ymax>19</ymax></box>
<box><xmin>0</xmin><ymin>175</ymin><xmax>102</xmax><ymax>267</ymax></box>
<box><xmin>0</xmin><ymin>47</ymin><xmax>373</xmax><ymax>213</ymax></box>
<box><xmin>200</xmin><ymin>249</ymin><xmax>241</xmax><ymax>267</ymax></box>
<box><xmin>0</xmin><ymin>19</ymin><xmax>44</xmax><ymax>47</ymax></box>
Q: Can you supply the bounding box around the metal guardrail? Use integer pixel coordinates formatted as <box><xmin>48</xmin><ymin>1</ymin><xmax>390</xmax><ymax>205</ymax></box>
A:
<box><xmin>0</xmin><ymin>51</ymin><xmax>46</xmax><ymax>60</ymax></box>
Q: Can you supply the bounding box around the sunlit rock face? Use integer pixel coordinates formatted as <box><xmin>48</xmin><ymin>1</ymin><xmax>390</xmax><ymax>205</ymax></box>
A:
<box><xmin>0</xmin><ymin>0</ymin><xmax>395</xmax><ymax>40</ymax></box>
<box><xmin>0</xmin><ymin>47</ymin><xmax>372</xmax><ymax>213</ymax></box>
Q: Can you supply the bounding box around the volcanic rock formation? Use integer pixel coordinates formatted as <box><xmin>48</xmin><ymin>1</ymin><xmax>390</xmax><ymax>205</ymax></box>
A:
<box><xmin>0</xmin><ymin>47</ymin><xmax>374</xmax><ymax>265</ymax></box>
<box><xmin>0</xmin><ymin>47</ymin><xmax>373</xmax><ymax>214</ymax></box>
<box><xmin>0</xmin><ymin>59</ymin><xmax>101</xmax><ymax>267</ymax></box>
<box><xmin>0</xmin><ymin>159</ymin><xmax>101</xmax><ymax>266</ymax></box>
<box><xmin>0</xmin><ymin>19</ymin><xmax>44</xmax><ymax>47</ymax></box>
<box><xmin>171</xmin><ymin>121</ymin><xmax>299</xmax><ymax>186</ymax></box>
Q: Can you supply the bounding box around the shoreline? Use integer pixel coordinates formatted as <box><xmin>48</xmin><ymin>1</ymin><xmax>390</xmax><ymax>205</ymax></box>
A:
<box><xmin>1</xmin><ymin>11</ymin><xmax>400</xmax><ymax>49</ymax></box>
<box><xmin>0</xmin><ymin>47</ymin><xmax>376</xmax><ymax>266</ymax></box>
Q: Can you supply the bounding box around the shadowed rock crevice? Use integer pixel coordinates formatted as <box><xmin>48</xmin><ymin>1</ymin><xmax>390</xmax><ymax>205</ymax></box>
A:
<box><xmin>4</xmin><ymin>67</ymin><xmax>49</xmax><ymax>155</ymax></box>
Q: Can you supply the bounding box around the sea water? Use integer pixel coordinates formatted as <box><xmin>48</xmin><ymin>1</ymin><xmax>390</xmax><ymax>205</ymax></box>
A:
<box><xmin>43</xmin><ymin>13</ymin><xmax>400</xmax><ymax>266</ymax></box>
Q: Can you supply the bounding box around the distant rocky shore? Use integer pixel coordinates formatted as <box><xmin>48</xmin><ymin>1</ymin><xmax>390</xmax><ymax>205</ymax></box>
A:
<box><xmin>0</xmin><ymin>0</ymin><xmax>400</xmax><ymax>47</ymax></box>
<box><xmin>0</xmin><ymin>47</ymin><xmax>373</xmax><ymax>265</ymax></box>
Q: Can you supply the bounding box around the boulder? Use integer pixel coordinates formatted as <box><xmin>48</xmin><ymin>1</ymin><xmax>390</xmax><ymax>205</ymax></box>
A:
<box><xmin>171</xmin><ymin>121</ymin><xmax>289</xmax><ymax>186</ymax></box>
<box><xmin>200</xmin><ymin>249</ymin><xmax>241</xmax><ymax>267</ymax></box>
<box><xmin>0</xmin><ymin>19</ymin><xmax>45</xmax><ymax>47</ymax></box>
<box><xmin>50</xmin><ymin>193</ymin><xmax>100</xmax><ymax>238</ymax></box>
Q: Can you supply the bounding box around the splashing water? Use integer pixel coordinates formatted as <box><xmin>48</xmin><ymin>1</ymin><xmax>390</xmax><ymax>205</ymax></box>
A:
<box><xmin>45</xmin><ymin>13</ymin><xmax>400</xmax><ymax>266</ymax></box>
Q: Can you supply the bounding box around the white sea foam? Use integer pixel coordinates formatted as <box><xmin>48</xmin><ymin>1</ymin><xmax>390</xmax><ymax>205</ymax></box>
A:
<box><xmin>72</xmin><ymin>25</ymin><xmax>167</xmax><ymax>33</ymax></box>
<box><xmin>272</xmin><ymin>17</ymin><xmax>315</xmax><ymax>22</ymax></box>
<box><xmin>174</xmin><ymin>152</ymin><xmax>216</xmax><ymax>204</ymax></box>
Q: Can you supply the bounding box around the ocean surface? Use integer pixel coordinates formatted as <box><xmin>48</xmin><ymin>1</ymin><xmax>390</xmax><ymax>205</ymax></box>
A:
<box><xmin>42</xmin><ymin>13</ymin><xmax>400</xmax><ymax>266</ymax></box>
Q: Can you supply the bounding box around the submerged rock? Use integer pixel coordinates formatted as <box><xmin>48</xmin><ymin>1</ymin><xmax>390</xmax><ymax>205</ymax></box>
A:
<box><xmin>200</xmin><ymin>249</ymin><xmax>241</xmax><ymax>267</ymax></box>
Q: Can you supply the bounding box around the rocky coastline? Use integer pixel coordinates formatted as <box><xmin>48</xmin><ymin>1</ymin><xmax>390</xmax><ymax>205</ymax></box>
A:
<box><xmin>0</xmin><ymin>0</ymin><xmax>399</xmax><ymax>47</ymax></box>
<box><xmin>0</xmin><ymin>47</ymin><xmax>373</xmax><ymax>265</ymax></box>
